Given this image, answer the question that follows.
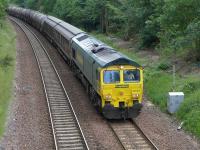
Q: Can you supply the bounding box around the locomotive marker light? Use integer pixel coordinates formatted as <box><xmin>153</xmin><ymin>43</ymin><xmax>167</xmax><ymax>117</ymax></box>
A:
<box><xmin>119</xmin><ymin>65</ymin><xmax>124</xmax><ymax>69</ymax></box>
<box><xmin>105</xmin><ymin>94</ymin><xmax>112</xmax><ymax>100</ymax></box>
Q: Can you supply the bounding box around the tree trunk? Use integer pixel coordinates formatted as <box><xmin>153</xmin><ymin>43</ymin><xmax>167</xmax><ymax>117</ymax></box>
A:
<box><xmin>105</xmin><ymin>6</ymin><xmax>108</xmax><ymax>35</ymax></box>
<box><xmin>100</xmin><ymin>6</ymin><xmax>108</xmax><ymax>34</ymax></box>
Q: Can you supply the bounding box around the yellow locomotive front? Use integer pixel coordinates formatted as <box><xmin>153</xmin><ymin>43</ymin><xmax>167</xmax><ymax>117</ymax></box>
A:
<box><xmin>99</xmin><ymin>65</ymin><xmax>143</xmax><ymax>119</ymax></box>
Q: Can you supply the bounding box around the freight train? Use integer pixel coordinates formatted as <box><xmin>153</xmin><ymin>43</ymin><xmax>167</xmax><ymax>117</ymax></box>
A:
<box><xmin>8</xmin><ymin>6</ymin><xmax>144</xmax><ymax>119</ymax></box>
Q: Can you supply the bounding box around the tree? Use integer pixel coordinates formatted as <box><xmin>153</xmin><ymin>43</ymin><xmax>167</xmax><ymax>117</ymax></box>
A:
<box><xmin>158</xmin><ymin>0</ymin><xmax>200</xmax><ymax>59</ymax></box>
<box><xmin>52</xmin><ymin>0</ymin><xmax>83</xmax><ymax>26</ymax></box>
<box><xmin>0</xmin><ymin>0</ymin><xmax>7</xmax><ymax>18</ymax></box>
<box><xmin>122</xmin><ymin>0</ymin><xmax>161</xmax><ymax>45</ymax></box>
<box><xmin>8</xmin><ymin>0</ymin><xmax>200</xmax><ymax>60</ymax></box>
<box><xmin>10</xmin><ymin>0</ymin><xmax>25</xmax><ymax>7</ymax></box>
<box><xmin>0</xmin><ymin>0</ymin><xmax>7</xmax><ymax>27</ymax></box>
<box><xmin>39</xmin><ymin>0</ymin><xmax>57</xmax><ymax>13</ymax></box>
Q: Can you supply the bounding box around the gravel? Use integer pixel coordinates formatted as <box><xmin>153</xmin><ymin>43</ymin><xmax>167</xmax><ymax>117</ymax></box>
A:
<box><xmin>0</xmin><ymin>20</ymin><xmax>55</xmax><ymax>150</ymax></box>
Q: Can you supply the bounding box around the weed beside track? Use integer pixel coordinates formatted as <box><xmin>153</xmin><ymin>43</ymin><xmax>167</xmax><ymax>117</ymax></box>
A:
<box><xmin>0</xmin><ymin>19</ymin><xmax>16</xmax><ymax>137</ymax></box>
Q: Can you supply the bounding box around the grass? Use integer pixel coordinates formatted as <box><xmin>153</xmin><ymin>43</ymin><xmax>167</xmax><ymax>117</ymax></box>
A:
<box><xmin>0</xmin><ymin>19</ymin><xmax>16</xmax><ymax>137</ymax></box>
<box><xmin>92</xmin><ymin>32</ymin><xmax>200</xmax><ymax>139</ymax></box>
<box><xmin>177</xmin><ymin>89</ymin><xmax>200</xmax><ymax>137</ymax></box>
<box><xmin>176</xmin><ymin>76</ymin><xmax>200</xmax><ymax>138</ymax></box>
<box><xmin>145</xmin><ymin>72</ymin><xmax>173</xmax><ymax>110</ymax></box>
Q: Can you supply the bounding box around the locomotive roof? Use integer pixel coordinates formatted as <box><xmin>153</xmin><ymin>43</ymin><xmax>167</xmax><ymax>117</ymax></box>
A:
<box><xmin>73</xmin><ymin>33</ymin><xmax>140</xmax><ymax>68</ymax></box>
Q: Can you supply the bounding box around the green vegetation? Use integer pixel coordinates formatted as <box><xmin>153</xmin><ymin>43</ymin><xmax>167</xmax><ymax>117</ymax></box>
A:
<box><xmin>0</xmin><ymin>0</ymin><xmax>16</xmax><ymax>137</ymax></box>
<box><xmin>0</xmin><ymin>19</ymin><xmax>16</xmax><ymax>136</ymax></box>
<box><xmin>176</xmin><ymin>77</ymin><xmax>200</xmax><ymax>138</ymax></box>
<box><xmin>10</xmin><ymin>0</ymin><xmax>200</xmax><ymax>59</ymax></box>
<box><xmin>0</xmin><ymin>0</ymin><xmax>7</xmax><ymax>25</ymax></box>
<box><xmin>0</xmin><ymin>0</ymin><xmax>7</xmax><ymax>16</ymax></box>
<box><xmin>145</xmin><ymin>72</ymin><xmax>172</xmax><ymax>110</ymax></box>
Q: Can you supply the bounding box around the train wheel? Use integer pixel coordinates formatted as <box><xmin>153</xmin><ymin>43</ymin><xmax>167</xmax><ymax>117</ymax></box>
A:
<box><xmin>96</xmin><ymin>97</ymin><xmax>102</xmax><ymax>112</ymax></box>
<box><xmin>88</xmin><ymin>86</ymin><xmax>102</xmax><ymax>112</ymax></box>
<box><xmin>89</xmin><ymin>86</ymin><xmax>95</xmax><ymax>104</ymax></box>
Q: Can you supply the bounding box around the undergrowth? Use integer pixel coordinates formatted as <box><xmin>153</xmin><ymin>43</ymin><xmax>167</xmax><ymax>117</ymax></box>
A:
<box><xmin>176</xmin><ymin>77</ymin><xmax>200</xmax><ymax>138</ymax></box>
<box><xmin>0</xmin><ymin>19</ymin><xmax>16</xmax><ymax>137</ymax></box>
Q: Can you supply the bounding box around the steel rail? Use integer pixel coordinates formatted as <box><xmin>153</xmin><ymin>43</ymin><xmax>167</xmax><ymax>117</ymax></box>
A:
<box><xmin>108</xmin><ymin>122</ymin><xmax>126</xmax><ymax>150</ymax></box>
<box><xmin>131</xmin><ymin>119</ymin><xmax>159</xmax><ymax>150</ymax></box>
<box><xmin>9</xmin><ymin>16</ymin><xmax>89</xmax><ymax>150</ymax></box>
<box><xmin>109</xmin><ymin>119</ymin><xmax>158</xmax><ymax>150</ymax></box>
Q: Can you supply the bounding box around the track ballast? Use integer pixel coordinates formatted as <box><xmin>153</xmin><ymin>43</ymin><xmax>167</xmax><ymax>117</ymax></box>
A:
<box><xmin>109</xmin><ymin>119</ymin><xmax>158</xmax><ymax>150</ymax></box>
<box><xmin>9</xmin><ymin>17</ymin><xmax>89</xmax><ymax>150</ymax></box>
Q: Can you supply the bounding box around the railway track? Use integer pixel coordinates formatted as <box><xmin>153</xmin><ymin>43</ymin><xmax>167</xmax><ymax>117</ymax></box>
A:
<box><xmin>10</xmin><ymin>17</ymin><xmax>89</xmax><ymax>150</ymax></box>
<box><xmin>109</xmin><ymin>119</ymin><xmax>158</xmax><ymax>150</ymax></box>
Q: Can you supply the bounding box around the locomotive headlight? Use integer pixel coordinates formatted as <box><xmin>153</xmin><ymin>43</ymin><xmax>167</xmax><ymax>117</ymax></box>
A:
<box><xmin>119</xmin><ymin>65</ymin><xmax>124</xmax><ymax>69</ymax></box>
<box><xmin>105</xmin><ymin>94</ymin><xmax>112</xmax><ymax>100</ymax></box>
<box><xmin>132</xmin><ymin>94</ymin><xmax>139</xmax><ymax>99</ymax></box>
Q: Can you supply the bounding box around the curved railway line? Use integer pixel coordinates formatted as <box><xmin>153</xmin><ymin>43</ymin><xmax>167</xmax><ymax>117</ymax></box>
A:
<box><xmin>9</xmin><ymin>17</ymin><xmax>89</xmax><ymax>150</ymax></box>
<box><xmin>109</xmin><ymin>119</ymin><xmax>158</xmax><ymax>150</ymax></box>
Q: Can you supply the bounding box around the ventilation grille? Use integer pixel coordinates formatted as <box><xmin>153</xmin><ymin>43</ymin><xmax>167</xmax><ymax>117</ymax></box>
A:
<box><xmin>77</xmin><ymin>35</ymin><xmax>89</xmax><ymax>41</ymax></box>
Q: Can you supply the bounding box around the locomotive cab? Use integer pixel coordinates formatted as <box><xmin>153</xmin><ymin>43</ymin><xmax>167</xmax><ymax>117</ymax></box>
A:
<box><xmin>99</xmin><ymin>65</ymin><xmax>143</xmax><ymax>119</ymax></box>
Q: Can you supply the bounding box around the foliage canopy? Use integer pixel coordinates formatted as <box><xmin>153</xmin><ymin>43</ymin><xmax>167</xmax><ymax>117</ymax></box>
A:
<box><xmin>8</xmin><ymin>0</ymin><xmax>200</xmax><ymax>60</ymax></box>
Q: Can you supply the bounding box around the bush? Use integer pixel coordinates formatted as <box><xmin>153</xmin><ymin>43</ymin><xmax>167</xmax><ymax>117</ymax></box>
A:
<box><xmin>157</xmin><ymin>62</ymin><xmax>171</xmax><ymax>70</ymax></box>
<box><xmin>182</xmin><ymin>81</ymin><xmax>200</xmax><ymax>94</ymax></box>
<box><xmin>0</xmin><ymin>55</ymin><xmax>13</xmax><ymax>69</ymax></box>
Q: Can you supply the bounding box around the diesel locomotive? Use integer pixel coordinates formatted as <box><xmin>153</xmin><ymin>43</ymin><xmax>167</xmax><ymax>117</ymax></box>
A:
<box><xmin>8</xmin><ymin>6</ymin><xmax>144</xmax><ymax>119</ymax></box>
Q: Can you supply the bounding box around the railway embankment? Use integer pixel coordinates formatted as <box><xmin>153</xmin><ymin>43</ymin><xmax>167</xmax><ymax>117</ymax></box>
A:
<box><xmin>1</xmin><ymin>18</ymin><xmax>55</xmax><ymax>149</ymax></box>
<box><xmin>93</xmin><ymin>33</ymin><xmax>200</xmax><ymax>145</ymax></box>
<box><xmin>0</xmin><ymin>19</ymin><xmax>16</xmax><ymax>138</ymax></box>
